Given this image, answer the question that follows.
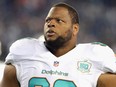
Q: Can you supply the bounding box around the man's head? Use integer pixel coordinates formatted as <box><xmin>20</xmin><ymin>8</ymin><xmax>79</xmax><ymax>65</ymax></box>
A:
<box><xmin>52</xmin><ymin>3</ymin><xmax>79</xmax><ymax>24</ymax></box>
<box><xmin>44</xmin><ymin>2</ymin><xmax>79</xmax><ymax>50</ymax></box>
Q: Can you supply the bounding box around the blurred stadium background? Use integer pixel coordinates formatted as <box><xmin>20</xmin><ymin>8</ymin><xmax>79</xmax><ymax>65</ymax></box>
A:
<box><xmin>0</xmin><ymin>0</ymin><xmax>116</xmax><ymax>81</ymax></box>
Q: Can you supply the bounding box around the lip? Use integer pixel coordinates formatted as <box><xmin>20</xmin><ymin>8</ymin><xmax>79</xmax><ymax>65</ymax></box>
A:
<box><xmin>46</xmin><ymin>30</ymin><xmax>56</xmax><ymax>36</ymax></box>
<box><xmin>46</xmin><ymin>32</ymin><xmax>55</xmax><ymax>36</ymax></box>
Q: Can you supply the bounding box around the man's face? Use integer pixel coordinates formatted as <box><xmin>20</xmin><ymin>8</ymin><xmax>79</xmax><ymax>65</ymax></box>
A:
<box><xmin>44</xmin><ymin>7</ymin><xmax>73</xmax><ymax>48</ymax></box>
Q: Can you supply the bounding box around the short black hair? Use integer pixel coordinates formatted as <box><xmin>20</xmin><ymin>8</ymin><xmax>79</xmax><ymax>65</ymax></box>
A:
<box><xmin>53</xmin><ymin>2</ymin><xmax>79</xmax><ymax>24</ymax></box>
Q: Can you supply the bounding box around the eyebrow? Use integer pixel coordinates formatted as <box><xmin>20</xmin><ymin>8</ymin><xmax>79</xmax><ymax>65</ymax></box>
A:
<box><xmin>46</xmin><ymin>16</ymin><xmax>65</xmax><ymax>20</ymax></box>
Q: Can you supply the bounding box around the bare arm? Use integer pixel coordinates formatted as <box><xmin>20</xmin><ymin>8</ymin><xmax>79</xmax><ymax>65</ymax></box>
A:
<box><xmin>0</xmin><ymin>64</ymin><xmax>20</xmax><ymax>87</ymax></box>
<box><xmin>97</xmin><ymin>73</ymin><xmax>116</xmax><ymax>87</ymax></box>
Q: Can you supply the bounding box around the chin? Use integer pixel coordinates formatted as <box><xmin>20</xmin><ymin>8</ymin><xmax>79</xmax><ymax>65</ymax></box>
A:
<box><xmin>45</xmin><ymin>37</ymin><xmax>57</xmax><ymax>42</ymax></box>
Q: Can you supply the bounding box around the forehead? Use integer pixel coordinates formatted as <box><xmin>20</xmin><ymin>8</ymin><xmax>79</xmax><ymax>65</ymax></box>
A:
<box><xmin>46</xmin><ymin>7</ymin><xmax>70</xmax><ymax>19</ymax></box>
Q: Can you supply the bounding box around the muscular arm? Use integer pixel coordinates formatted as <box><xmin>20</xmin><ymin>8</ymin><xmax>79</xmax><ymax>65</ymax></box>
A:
<box><xmin>0</xmin><ymin>64</ymin><xmax>20</xmax><ymax>87</ymax></box>
<box><xmin>97</xmin><ymin>54</ymin><xmax>116</xmax><ymax>87</ymax></box>
<box><xmin>97</xmin><ymin>73</ymin><xmax>116</xmax><ymax>87</ymax></box>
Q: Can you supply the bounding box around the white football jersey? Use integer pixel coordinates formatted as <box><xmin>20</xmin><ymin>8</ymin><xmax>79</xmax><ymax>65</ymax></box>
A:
<box><xmin>5</xmin><ymin>38</ymin><xmax>116</xmax><ymax>87</ymax></box>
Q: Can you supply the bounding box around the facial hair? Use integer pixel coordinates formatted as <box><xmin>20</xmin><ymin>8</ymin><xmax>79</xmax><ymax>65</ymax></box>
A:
<box><xmin>44</xmin><ymin>29</ymin><xmax>72</xmax><ymax>52</ymax></box>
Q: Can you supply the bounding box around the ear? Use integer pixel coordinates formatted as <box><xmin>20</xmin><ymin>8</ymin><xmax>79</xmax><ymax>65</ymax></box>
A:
<box><xmin>73</xmin><ymin>23</ymin><xmax>79</xmax><ymax>36</ymax></box>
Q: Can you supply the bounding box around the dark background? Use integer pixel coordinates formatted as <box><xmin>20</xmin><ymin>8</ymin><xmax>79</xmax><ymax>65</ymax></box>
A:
<box><xmin>0</xmin><ymin>0</ymin><xmax>116</xmax><ymax>61</ymax></box>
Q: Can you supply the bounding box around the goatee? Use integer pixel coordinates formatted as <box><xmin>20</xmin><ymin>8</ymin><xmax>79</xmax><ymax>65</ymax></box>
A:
<box><xmin>44</xmin><ymin>36</ymin><xmax>66</xmax><ymax>51</ymax></box>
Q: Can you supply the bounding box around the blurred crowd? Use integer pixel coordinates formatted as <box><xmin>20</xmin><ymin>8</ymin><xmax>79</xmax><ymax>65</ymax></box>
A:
<box><xmin>0</xmin><ymin>0</ymin><xmax>116</xmax><ymax>61</ymax></box>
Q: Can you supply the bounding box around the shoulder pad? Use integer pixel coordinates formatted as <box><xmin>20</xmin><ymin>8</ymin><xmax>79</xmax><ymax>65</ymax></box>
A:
<box><xmin>9</xmin><ymin>37</ymin><xmax>37</xmax><ymax>56</ymax></box>
<box><xmin>91</xmin><ymin>42</ymin><xmax>114</xmax><ymax>57</ymax></box>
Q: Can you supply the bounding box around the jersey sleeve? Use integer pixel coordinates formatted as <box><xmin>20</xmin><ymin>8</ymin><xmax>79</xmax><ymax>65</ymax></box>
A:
<box><xmin>92</xmin><ymin>43</ymin><xmax>116</xmax><ymax>73</ymax></box>
<box><xmin>5</xmin><ymin>38</ymin><xmax>41</xmax><ymax>82</ymax></box>
<box><xmin>5</xmin><ymin>38</ymin><xmax>37</xmax><ymax>64</ymax></box>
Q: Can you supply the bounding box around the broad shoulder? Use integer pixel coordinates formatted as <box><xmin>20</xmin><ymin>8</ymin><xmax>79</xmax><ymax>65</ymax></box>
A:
<box><xmin>5</xmin><ymin>37</ymin><xmax>46</xmax><ymax>63</ymax></box>
<box><xmin>78</xmin><ymin>42</ymin><xmax>115</xmax><ymax>57</ymax></box>
<box><xmin>9</xmin><ymin>37</ymin><xmax>41</xmax><ymax>55</ymax></box>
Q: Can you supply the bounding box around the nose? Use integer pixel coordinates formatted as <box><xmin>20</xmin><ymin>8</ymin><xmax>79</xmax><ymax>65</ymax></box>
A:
<box><xmin>48</xmin><ymin>24</ymin><xmax>55</xmax><ymax>27</ymax></box>
<box><xmin>47</xmin><ymin>19</ymin><xmax>55</xmax><ymax>28</ymax></box>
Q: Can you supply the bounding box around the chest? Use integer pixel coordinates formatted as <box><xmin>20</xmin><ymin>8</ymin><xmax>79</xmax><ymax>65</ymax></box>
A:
<box><xmin>19</xmin><ymin>48</ymin><xmax>104</xmax><ymax>87</ymax></box>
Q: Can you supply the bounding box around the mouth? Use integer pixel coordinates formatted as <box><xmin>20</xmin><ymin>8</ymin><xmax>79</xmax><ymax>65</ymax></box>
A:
<box><xmin>46</xmin><ymin>30</ymin><xmax>56</xmax><ymax>37</ymax></box>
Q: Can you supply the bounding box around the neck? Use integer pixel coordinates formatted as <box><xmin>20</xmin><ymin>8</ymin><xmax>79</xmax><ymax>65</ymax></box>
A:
<box><xmin>53</xmin><ymin>44</ymin><xmax>76</xmax><ymax>57</ymax></box>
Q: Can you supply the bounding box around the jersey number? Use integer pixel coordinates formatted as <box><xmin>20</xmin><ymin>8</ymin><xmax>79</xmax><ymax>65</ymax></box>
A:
<box><xmin>29</xmin><ymin>77</ymin><xmax>76</xmax><ymax>87</ymax></box>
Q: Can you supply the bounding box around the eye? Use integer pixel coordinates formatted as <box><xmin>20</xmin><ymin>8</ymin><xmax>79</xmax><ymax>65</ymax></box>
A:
<box><xmin>56</xmin><ymin>18</ymin><xmax>63</xmax><ymax>23</ymax></box>
<box><xmin>45</xmin><ymin>18</ymin><xmax>51</xmax><ymax>23</ymax></box>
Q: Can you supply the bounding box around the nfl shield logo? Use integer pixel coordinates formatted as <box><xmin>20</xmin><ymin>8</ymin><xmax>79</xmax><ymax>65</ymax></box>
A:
<box><xmin>54</xmin><ymin>61</ymin><xmax>59</xmax><ymax>67</ymax></box>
